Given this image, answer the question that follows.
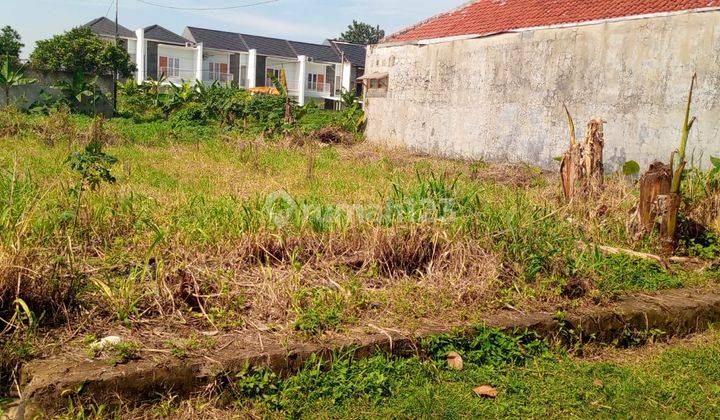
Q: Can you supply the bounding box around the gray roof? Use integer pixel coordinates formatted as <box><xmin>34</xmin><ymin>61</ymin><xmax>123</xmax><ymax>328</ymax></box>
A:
<box><xmin>84</xmin><ymin>17</ymin><xmax>135</xmax><ymax>39</ymax></box>
<box><xmin>184</xmin><ymin>27</ymin><xmax>248</xmax><ymax>52</ymax></box>
<box><xmin>239</xmin><ymin>33</ymin><xmax>296</xmax><ymax>58</ymax></box>
<box><xmin>288</xmin><ymin>41</ymin><xmax>338</xmax><ymax>63</ymax></box>
<box><xmin>330</xmin><ymin>41</ymin><xmax>366</xmax><ymax>67</ymax></box>
<box><xmin>144</xmin><ymin>25</ymin><xmax>190</xmax><ymax>45</ymax></box>
<box><xmin>175</xmin><ymin>25</ymin><xmax>367</xmax><ymax>67</ymax></box>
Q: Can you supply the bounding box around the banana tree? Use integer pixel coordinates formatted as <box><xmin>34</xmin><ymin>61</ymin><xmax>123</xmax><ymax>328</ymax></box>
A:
<box><xmin>559</xmin><ymin>104</ymin><xmax>605</xmax><ymax>202</ymax></box>
<box><xmin>53</xmin><ymin>70</ymin><xmax>101</xmax><ymax>111</ymax></box>
<box><xmin>659</xmin><ymin>73</ymin><xmax>697</xmax><ymax>254</ymax></box>
<box><xmin>268</xmin><ymin>69</ymin><xmax>293</xmax><ymax>124</ymax></box>
<box><xmin>628</xmin><ymin>74</ymin><xmax>698</xmax><ymax>255</ymax></box>
<box><xmin>0</xmin><ymin>56</ymin><xmax>37</xmax><ymax>106</ymax></box>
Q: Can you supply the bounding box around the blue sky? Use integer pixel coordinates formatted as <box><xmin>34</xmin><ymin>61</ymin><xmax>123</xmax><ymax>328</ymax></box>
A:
<box><xmin>4</xmin><ymin>0</ymin><xmax>464</xmax><ymax>58</ymax></box>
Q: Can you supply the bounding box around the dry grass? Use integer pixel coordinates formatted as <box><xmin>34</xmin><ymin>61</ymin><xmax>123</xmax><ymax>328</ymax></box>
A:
<box><xmin>75</xmin><ymin>225</ymin><xmax>501</xmax><ymax>337</ymax></box>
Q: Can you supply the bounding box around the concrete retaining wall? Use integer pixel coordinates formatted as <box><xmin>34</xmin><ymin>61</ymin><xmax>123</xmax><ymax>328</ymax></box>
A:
<box><xmin>364</xmin><ymin>10</ymin><xmax>720</xmax><ymax>171</ymax></box>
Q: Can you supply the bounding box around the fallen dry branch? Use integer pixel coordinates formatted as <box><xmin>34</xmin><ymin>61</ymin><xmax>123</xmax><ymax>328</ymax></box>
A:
<box><xmin>579</xmin><ymin>241</ymin><xmax>709</xmax><ymax>271</ymax></box>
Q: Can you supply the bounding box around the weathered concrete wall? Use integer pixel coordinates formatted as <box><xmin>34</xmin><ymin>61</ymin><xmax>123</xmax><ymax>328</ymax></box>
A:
<box><xmin>7</xmin><ymin>70</ymin><xmax>114</xmax><ymax>116</ymax></box>
<box><xmin>365</xmin><ymin>11</ymin><xmax>720</xmax><ymax>171</ymax></box>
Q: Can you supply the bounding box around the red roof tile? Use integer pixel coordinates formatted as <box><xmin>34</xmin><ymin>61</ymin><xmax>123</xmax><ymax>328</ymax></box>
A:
<box><xmin>388</xmin><ymin>0</ymin><xmax>719</xmax><ymax>42</ymax></box>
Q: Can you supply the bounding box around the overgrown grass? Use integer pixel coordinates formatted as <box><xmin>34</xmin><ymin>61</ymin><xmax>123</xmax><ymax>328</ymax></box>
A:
<box><xmin>299</xmin><ymin>330</ymin><xmax>720</xmax><ymax>419</ymax></box>
<box><xmin>1</xmin><ymin>109</ymin><xmax>718</xmax><ymax>399</ymax></box>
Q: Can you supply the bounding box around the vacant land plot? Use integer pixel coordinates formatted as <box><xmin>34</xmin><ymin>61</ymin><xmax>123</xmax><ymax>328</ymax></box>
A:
<box><xmin>1</xmin><ymin>109</ymin><xmax>719</xmax><ymax>415</ymax></box>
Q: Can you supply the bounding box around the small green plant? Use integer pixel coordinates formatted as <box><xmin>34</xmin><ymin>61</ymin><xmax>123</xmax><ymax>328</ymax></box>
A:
<box><xmin>614</xmin><ymin>327</ymin><xmax>667</xmax><ymax>348</ymax></box>
<box><xmin>421</xmin><ymin>326</ymin><xmax>550</xmax><ymax>368</ymax></box>
<box><xmin>106</xmin><ymin>341</ymin><xmax>140</xmax><ymax>366</ymax></box>
<box><xmin>203</xmin><ymin>306</ymin><xmax>245</xmax><ymax>330</ymax></box>
<box><xmin>65</xmin><ymin>136</ymin><xmax>117</xmax><ymax>228</ymax></box>
<box><xmin>292</xmin><ymin>287</ymin><xmax>347</xmax><ymax>334</ymax></box>
<box><xmin>292</xmin><ymin>283</ymin><xmax>365</xmax><ymax>335</ymax></box>
<box><xmin>622</xmin><ymin>160</ymin><xmax>641</xmax><ymax>176</ymax></box>
<box><xmin>232</xmin><ymin>364</ymin><xmax>280</xmax><ymax>399</ymax></box>
<box><xmin>165</xmin><ymin>336</ymin><xmax>217</xmax><ymax>358</ymax></box>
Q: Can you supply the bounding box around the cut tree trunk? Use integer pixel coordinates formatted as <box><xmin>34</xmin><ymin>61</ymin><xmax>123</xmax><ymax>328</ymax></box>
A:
<box><xmin>629</xmin><ymin>161</ymin><xmax>672</xmax><ymax>238</ymax></box>
<box><xmin>559</xmin><ymin>105</ymin><xmax>605</xmax><ymax>202</ymax></box>
<box><xmin>560</xmin><ymin>143</ymin><xmax>583</xmax><ymax>200</ymax></box>
<box><xmin>583</xmin><ymin>119</ymin><xmax>606</xmax><ymax>192</ymax></box>
<box><xmin>560</xmin><ymin>104</ymin><xmax>583</xmax><ymax>201</ymax></box>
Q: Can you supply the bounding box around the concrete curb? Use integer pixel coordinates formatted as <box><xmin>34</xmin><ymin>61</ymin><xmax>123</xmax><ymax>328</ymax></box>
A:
<box><xmin>16</xmin><ymin>288</ymin><xmax>720</xmax><ymax>416</ymax></box>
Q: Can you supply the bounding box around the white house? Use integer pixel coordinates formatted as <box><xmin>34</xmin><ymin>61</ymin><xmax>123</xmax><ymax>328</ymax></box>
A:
<box><xmin>184</xmin><ymin>27</ymin><xmax>366</xmax><ymax>107</ymax></box>
<box><xmin>84</xmin><ymin>17</ymin><xmax>367</xmax><ymax>107</ymax></box>
<box><xmin>86</xmin><ymin>18</ymin><xmax>208</xmax><ymax>86</ymax></box>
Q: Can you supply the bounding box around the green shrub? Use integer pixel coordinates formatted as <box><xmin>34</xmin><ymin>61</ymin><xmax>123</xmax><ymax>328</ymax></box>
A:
<box><xmin>421</xmin><ymin>327</ymin><xmax>550</xmax><ymax>367</ymax></box>
<box><xmin>298</xmin><ymin>108</ymin><xmax>345</xmax><ymax>132</ymax></box>
<box><xmin>116</xmin><ymin>79</ymin><xmax>362</xmax><ymax>137</ymax></box>
<box><xmin>117</xmin><ymin>79</ymin><xmax>166</xmax><ymax>122</ymax></box>
<box><xmin>169</xmin><ymin>102</ymin><xmax>208</xmax><ymax>128</ymax></box>
<box><xmin>244</xmin><ymin>93</ymin><xmax>290</xmax><ymax>134</ymax></box>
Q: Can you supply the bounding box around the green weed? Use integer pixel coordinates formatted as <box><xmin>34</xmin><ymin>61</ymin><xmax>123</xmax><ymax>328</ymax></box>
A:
<box><xmin>292</xmin><ymin>281</ymin><xmax>367</xmax><ymax>335</ymax></box>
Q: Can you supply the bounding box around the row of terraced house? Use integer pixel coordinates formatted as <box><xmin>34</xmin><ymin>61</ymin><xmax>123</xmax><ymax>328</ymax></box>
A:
<box><xmin>84</xmin><ymin>17</ymin><xmax>366</xmax><ymax>108</ymax></box>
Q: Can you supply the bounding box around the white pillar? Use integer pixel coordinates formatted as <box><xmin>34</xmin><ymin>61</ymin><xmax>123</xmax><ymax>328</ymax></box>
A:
<box><xmin>135</xmin><ymin>28</ymin><xmax>145</xmax><ymax>84</ymax></box>
<box><xmin>297</xmin><ymin>55</ymin><xmax>307</xmax><ymax>106</ymax></box>
<box><xmin>195</xmin><ymin>42</ymin><xmax>204</xmax><ymax>84</ymax></box>
<box><xmin>248</xmin><ymin>49</ymin><xmax>257</xmax><ymax>88</ymax></box>
<box><xmin>341</xmin><ymin>61</ymin><xmax>352</xmax><ymax>93</ymax></box>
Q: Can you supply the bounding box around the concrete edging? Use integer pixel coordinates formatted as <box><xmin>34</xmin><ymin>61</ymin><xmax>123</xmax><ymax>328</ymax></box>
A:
<box><xmin>15</xmin><ymin>288</ymin><xmax>720</xmax><ymax>416</ymax></box>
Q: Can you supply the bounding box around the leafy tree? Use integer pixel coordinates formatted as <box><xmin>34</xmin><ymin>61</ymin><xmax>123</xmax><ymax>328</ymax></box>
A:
<box><xmin>0</xmin><ymin>56</ymin><xmax>37</xmax><ymax>106</ymax></box>
<box><xmin>0</xmin><ymin>26</ymin><xmax>23</xmax><ymax>62</ymax></box>
<box><xmin>30</xmin><ymin>27</ymin><xmax>135</xmax><ymax>77</ymax></box>
<box><xmin>339</xmin><ymin>20</ymin><xmax>385</xmax><ymax>45</ymax></box>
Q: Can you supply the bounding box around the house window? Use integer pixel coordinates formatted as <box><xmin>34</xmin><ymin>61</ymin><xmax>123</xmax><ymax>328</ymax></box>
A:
<box><xmin>240</xmin><ymin>65</ymin><xmax>248</xmax><ymax>87</ymax></box>
<box><xmin>267</xmin><ymin>68</ymin><xmax>281</xmax><ymax>79</ymax></box>
<box><xmin>307</xmin><ymin>73</ymin><xmax>325</xmax><ymax>91</ymax></box>
<box><xmin>209</xmin><ymin>62</ymin><xmax>229</xmax><ymax>81</ymax></box>
<box><xmin>307</xmin><ymin>73</ymin><xmax>317</xmax><ymax>90</ymax></box>
<box><xmin>365</xmin><ymin>75</ymin><xmax>389</xmax><ymax>98</ymax></box>
<box><xmin>159</xmin><ymin>56</ymin><xmax>180</xmax><ymax>78</ymax></box>
<box><xmin>210</xmin><ymin>62</ymin><xmax>220</xmax><ymax>78</ymax></box>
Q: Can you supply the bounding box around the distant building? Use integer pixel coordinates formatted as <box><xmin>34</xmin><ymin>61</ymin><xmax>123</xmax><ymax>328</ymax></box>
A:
<box><xmin>84</xmin><ymin>17</ymin><xmax>366</xmax><ymax>108</ymax></box>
